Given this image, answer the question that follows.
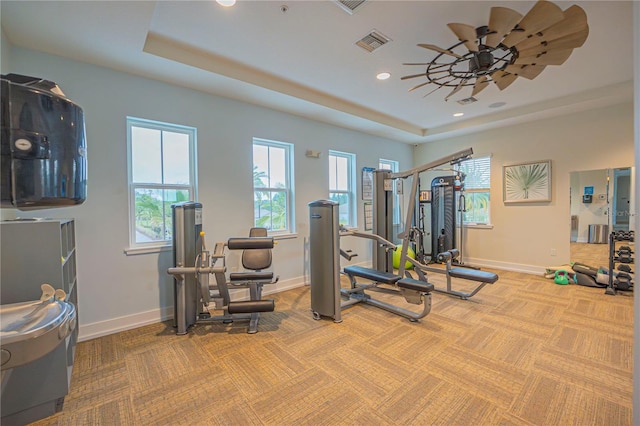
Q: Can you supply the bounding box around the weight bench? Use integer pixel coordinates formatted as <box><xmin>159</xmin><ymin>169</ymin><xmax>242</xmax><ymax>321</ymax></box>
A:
<box><xmin>423</xmin><ymin>249</ymin><xmax>498</xmax><ymax>299</ymax></box>
<box><xmin>342</xmin><ymin>265</ymin><xmax>434</xmax><ymax>322</ymax></box>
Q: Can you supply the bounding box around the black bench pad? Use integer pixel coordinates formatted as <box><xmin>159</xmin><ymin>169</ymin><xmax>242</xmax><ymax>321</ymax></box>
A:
<box><xmin>449</xmin><ymin>268</ymin><xmax>498</xmax><ymax>284</ymax></box>
<box><xmin>230</xmin><ymin>272</ymin><xmax>273</xmax><ymax>281</ymax></box>
<box><xmin>343</xmin><ymin>266</ymin><xmax>401</xmax><ymax>285</ymax></box>
<box><xmin>397</xmin><ymin>278</ymin><xmax>434</xmax><ymax>293</ymax></box>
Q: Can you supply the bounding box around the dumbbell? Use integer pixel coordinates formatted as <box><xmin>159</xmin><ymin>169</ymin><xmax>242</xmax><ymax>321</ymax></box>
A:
<box><xmin>616</xmin><ymin>253</ymin><xmax>634</xmax><ymax>264</ymax></box>
<box><xmin>615</xmin><ymin>271</ymin><xmax>633</xmax><ymax>291</ymax></box>
<box><xmin>617</xmin><ymin>264</ymin><xmax>633</xmax><ymax>274</ymax></box>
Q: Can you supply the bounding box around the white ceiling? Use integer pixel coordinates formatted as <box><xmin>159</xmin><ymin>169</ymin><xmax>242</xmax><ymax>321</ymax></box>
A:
<box><xmin>0</xmin><ymin>1</ymin><xmax>634</xmax><ymax>144</ymax></box>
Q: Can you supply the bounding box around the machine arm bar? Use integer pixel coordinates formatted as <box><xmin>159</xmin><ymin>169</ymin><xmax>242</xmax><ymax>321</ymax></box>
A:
<box><xmin>389</xmin><ymin>148</ymin><xmax>473</xmax><ymax>180</ymax></box>
<box><xmin>167</xmin><ymin>266</ymin><xmax>226</xmax><ymax>277</ymax></box>
<box><xmin>340</xmin><ymin>226</ymin><xmax>397</xmax><ymax>250</ymax></box>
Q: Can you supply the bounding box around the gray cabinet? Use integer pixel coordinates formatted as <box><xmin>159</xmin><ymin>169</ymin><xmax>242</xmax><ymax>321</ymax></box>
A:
<box><xmin>1</xmin><ymin>219</ymin><xmax>79</xmax><ymax>425</ymax></box>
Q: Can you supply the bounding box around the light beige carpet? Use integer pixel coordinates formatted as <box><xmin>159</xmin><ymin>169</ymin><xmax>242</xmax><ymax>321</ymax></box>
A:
<box><xmin>31</xmin><ymin>268</ymin><xmax>633</xmax><ymax>425</ymax></box>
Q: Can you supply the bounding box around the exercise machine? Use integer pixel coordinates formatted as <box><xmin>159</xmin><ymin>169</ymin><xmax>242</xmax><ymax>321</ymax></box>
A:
<box><xmin>414</xmin><ymin>169</ymin><xmax>469</xmax><ymax>265</ymax></box>
<box><xmin>308</xmin><ymin>200</ymin><xmax>434</xmax><ymax>323</ymax></box>
<box><xmin>374</xmin><ymin>148</ymin><xmax>499</xmax><ymax>299</ymax></box>
<box><xmin>430</xmin><ymin>174</ymin><xmax>468</xmax><ymax>260</ymax></box>
<box><xmin>167</xmin><ymin>202</ymin><xmax>278</xmax><ymax>334</ymax></box>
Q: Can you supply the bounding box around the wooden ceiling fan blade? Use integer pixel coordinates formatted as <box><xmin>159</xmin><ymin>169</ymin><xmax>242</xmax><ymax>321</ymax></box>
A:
<box><xmin>447</xmin><ymin>23</ymin><xmax>479</xmax><ymax>52</ymax></box>
<box><xmin>517</xmin><ymin>28</ymin><xmax>589</xmax><ymax>56</ymax></box>
<box><xmin>408</xmin><ymin>81</ymin><xmax>431</xmax><ymax>92</ymax></box>
<box><xmin>505</xmin><ymin>64</ymin><xmax>546</xmax><ymax>79</ymax></box>
<box><xmin>423</xmin><ymin>85</ymin><xmax>444</xmax><ymax>98</ymax></box>
<box><xmin>445</xmin><ymin>78</ymin><xmax>469</xmax><ymax>101</ymax></box>
<box><xmin>492</xmin><ymin>71</ymin><xmax>518</xmax><ymax>90</ymax></box>
<box><xmin>515</xmin><ymin>48</ymin><xmax>573</xmax><ymax>66</ymax></box>
<box><xmin>513</xmin><ymin>5</ymin><xmax>588</xmax><ymax>52</ymax></box>
<box><xmin>502</xmin><ymin>0</ymin><xmax>565</xmax><ymax>48</ymax></box>
<box><xmin>485</xmin><ymin>7</ymin><xmax>523</xmax><ymax>48</ymax></box>
<box><xmin>401</xmin><ymin>73</ymin><xmax>427</xmax><ymax>80</ymax></box>
<box><xmin>417</xmin><ymin>43</ymin><xmax>464</xmax><ymax>59</ymax></box>
<box><xmin>471</xmin><ymin>75</ymin><xmax>490</xmax><ymax>96</ymax></box>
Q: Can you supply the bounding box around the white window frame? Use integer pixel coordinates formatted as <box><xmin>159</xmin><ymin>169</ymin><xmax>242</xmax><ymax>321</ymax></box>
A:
<box><xmin>457</xmin><ymin>155</ymin><xmax>492</xmax><ymax>227</ymax></box>
<box><xmin>379</xmin><ymin>158</ymin><xmax>400</xmax><ymax>225</ymax></box>
<box><xmin>252</xmin><ymin>138</ymin><xmax>295</xmax><ymax>236</ymax></box>
<box><xmin>329</xmin><ymin>150</ymin><xmax>357</xmax><ymax>227</ymax></box>
<box><xmin>126</xmin><ymin>117</ymin><xmax>197</xmax><ymax>252</ymax></box>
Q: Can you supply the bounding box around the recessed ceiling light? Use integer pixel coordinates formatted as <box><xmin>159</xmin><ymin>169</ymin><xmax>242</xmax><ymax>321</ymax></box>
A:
<box><xmin>216</xmin><ymin>0</ymin><xmax>236</xmax><ymax>7</ymax></box>
<box><xmin>453</xmin><ymin>112</ymin><xmax>464</xmax><ymax>117</ymax></box>
<box><xmin>489</xmin><ymin>102</ymin><xmax>507</xmax><ymax>108</ymax></box>
<box><xmin>376</xmin><ymin>72</ymin><xmax>391</xmax><ymax>80</ymax></box>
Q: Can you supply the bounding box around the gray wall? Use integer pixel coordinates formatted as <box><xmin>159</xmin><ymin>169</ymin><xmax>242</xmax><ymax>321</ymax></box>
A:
<box><xmin>7</xmin><ymin>46</ymin><xmax>413</xmax><ymax>338</ymax></box>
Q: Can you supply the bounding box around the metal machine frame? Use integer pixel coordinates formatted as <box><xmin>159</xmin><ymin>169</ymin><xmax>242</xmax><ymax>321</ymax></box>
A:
<box><xmin>168</xmin><ymin>202</ymin><xmax>278</xmax><ymax>334</ymax></box>
<box><xmin>373</xmin><ymin>148</ymin><xmax>499</xmax><ymax>299</ymax></box>
<box><xmin>308</xmin><ymin>200</ymin><xmax>433</xmax><ymax>323</ymax></box>
<box><xmin>372</xmin><ymin>148</ymin><xmax>472</xmax><ymax>272</ymax></box>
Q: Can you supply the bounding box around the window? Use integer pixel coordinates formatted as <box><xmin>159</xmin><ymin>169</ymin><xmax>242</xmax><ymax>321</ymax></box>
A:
<box><xmin>379</xmin><ymin>158</ymin><xmax>400</xmax><ymax>224</ymax></box>
<box><xmin>253</xmin><ymin>138</ymin><xmax>294</xmax><ymax>234</ymax></box>
<box><xmin>329</xmin><ymin>150</ymin><xmax>356</xmax><ymax>227</ymax></box>
<box><xmin>457</xmin><ymin>155</ymin><xmax>491</xmax><ymax>225</ymax></box>
<box><xmin>127</xmin><ymin>117</ymin><xmax>197</xmax><ymax>248</ymax></box>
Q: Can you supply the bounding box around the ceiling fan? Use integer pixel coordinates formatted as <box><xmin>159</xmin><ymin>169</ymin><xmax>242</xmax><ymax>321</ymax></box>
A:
<box><xmin>402</xmin><ymin>0</ymin><xmax>589</xmax><ymax>101</ymax></box>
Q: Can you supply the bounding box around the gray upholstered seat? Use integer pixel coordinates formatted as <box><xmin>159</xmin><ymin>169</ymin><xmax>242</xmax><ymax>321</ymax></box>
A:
<box><xmin>229</xmin><ymin>227</ymin><xmax>275</xmax><ymax>283</ymax></box>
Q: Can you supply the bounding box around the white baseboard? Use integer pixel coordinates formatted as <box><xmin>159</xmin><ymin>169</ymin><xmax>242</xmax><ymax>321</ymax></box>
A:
<box><xmin>78</xmin><ymin>306</ymin><xmax>174</xmax><ymax>342</ymax></box>
<box><xmin>77</xmin><ymin>276</ymin><xmax>307</xmax><ymax>342</ymax></box>
<box><xmin>463</xmin><ymin>257</ymin><xmax>545</xmax><ymax>276</ymax></box>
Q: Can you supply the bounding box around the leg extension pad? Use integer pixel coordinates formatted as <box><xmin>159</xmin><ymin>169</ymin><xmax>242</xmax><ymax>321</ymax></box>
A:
<box><xmin>228</xmin><ymin>300</ymin><xmax>275</xmax><ymax>314</ymax></box>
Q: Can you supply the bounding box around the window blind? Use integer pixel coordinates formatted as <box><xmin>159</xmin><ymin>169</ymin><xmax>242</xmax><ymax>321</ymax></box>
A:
<box><xmin>459</xmin><ymin>155</ymin><xmax>491</xmax><ymax>190</ymax></box>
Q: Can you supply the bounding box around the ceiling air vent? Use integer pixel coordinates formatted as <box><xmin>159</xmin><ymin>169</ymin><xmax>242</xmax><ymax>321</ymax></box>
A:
<box><xmin>457</xmin><ymin>96</ymin><xmax>478</xmax><ymax>106</ymax></box>
<box><xmin>334</xmin><ymin>0</ymin><xmax>366</xmax><ymax>15</ymax></box>
<box><xmin>356</xmin><ymin>30</ymin><xmax>391</xmax><ymax>53</ymax></box>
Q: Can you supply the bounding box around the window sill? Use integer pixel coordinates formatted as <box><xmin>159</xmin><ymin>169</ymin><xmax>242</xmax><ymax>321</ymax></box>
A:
<box><xmin>124</xmin><ymin>245</ymin><xmax>172</xmax><ymax>256</ymax></box>
<box><xmin>463</xmin><ymin>223</ymin><xmax>494</xmax><ymax>229</ymax></box>
<box><xmin>124</xmin><ymin>233</ymin><xmax>297</xmax><ymax>255</ymax></box>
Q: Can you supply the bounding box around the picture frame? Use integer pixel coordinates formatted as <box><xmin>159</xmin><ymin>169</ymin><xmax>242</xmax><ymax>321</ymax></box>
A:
<box><xmin>503</xmin><ymin>160</ymin><xmax>552</xmax><ymax>203</ymax></box>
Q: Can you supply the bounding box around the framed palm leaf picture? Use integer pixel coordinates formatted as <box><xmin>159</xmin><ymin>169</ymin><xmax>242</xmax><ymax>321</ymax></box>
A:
<box><xmin>503</xmin><ymin>160</ymin><xmax>552</xmax><ymax>203</ymax></box>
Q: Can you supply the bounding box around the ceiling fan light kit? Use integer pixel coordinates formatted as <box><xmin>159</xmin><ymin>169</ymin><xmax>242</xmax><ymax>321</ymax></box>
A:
<box><xmin>402</xmin><ymin>0</ymin><xmax>589</xmax><ymax>101</ymax></box>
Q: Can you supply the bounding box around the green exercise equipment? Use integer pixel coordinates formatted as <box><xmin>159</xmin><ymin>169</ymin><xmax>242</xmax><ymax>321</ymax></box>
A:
<box><xmin>393</xmin><ymin>245</ymin><xmax>415</xmax><ymax>270</ymax></box>
<box><xmin>554</xmin><ymin>270</ymin><xmax>570</xmax><ymax>285</ymax></box>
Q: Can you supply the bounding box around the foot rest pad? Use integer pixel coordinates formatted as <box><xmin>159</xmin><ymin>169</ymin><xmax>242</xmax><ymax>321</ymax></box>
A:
<box><xmin>449</xmin><ymin>268</ymin><xmax>498</xmax><ymax>284</ymax></box>
<box><xmin>397</xmin><ymin>278</ymin><xmax>434</xmax><ymax>293</ymax></box>
<box><xmin>228</xmin><ymin>300</ymin><xmax>275</xmax><ymax>314</ymax></box>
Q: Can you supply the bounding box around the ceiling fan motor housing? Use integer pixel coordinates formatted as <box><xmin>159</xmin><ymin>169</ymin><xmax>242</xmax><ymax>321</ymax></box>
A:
<box><xmin>470</xmin><ymin>49</ymin><xmax>495</xmax><ymax>75</ymax></box>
